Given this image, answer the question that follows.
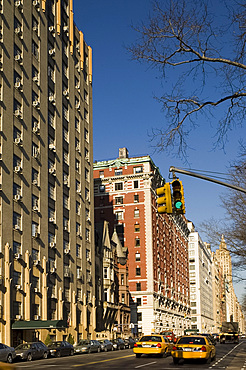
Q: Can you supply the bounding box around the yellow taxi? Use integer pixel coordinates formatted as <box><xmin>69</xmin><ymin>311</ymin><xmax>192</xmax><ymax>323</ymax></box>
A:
<box><xmin>171</xmin><ymin>335</ymin><xmax>216</xmax><ymax>364</ymax></box>
<box><xmin>133</xmin><ymin>334</ymin><xmax>173</xmax><ymax>358</ymax></box>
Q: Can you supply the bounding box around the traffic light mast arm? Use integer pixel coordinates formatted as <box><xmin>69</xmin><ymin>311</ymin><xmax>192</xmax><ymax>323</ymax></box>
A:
<box><xmin>169</xmin><ymin>166</ymin><xmax>246</xmax><ymax>194</ymax></box>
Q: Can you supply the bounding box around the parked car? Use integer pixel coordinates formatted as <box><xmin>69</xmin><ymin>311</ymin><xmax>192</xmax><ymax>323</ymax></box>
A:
<box><xmin>74</xmin><ymin>339</ymin><xmax>101</xmax><ymax>354</ymax></box>
<box><xmin>15</xmin><ymin>341</ymin><xmax>48</xmax><ymax>361</ymax></box>
<box><xmin>171</xmin><ymin>335</ymin><xmax>216</xmax><ymax>365</ymax></box>
<box><xmin>111</xmin><ymin>338</ymin><xmax>125</xmax><ymax>350</ymax></box>
<box><xmin>212</xmin><ymin>333</ymin><xmax>220</xmax><ymax>342</ymax></box>
<box><xmin>133</xmin><ymin>334</ymin><xmax>173</xmax><ymax>358</ymax></box>
<box><xmin>124</xmin><ymin>337</ymin><xmax>136</xmax><ymax>349</ymax></box>
<box><xmin>48</xmin><ymin>341</ymin><xmax>74</xmax><ymax>357</ymax></box>
<box><xmin>160</xmin><ymin>331</ymin><xmax>177</xmax><ymax>343</ymax></box>
<box><xmin>98</xmin><ymin>339</ymin><xmax>114</xmax><ymax>352</ymax></box>
<box><xmin>0</xmin><ymin>343</ymin><xmax>16</xmax><ymax>363</ymax></box>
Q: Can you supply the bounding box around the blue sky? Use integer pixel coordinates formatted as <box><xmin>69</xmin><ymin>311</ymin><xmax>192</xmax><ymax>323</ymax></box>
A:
<box><xmin>74</xmin><ymin>0</ymin><xmax>246</xmax><ymax>301</ymax></box>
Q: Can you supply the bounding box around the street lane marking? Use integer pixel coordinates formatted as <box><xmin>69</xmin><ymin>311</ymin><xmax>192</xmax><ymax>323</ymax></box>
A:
<box><xmin>210</xmin><ymin>342</ymin><xmax>243</xmax><ymax>368</ymax></box>
<box><xmin>72</xmin><ymin>354</ymin><xmax>135</xmax><ymax>367</ymax></box>
<box><xmin>135</xmin><ymin>362</ymin><xmax>157</xmax><ymax>368</ymax></box>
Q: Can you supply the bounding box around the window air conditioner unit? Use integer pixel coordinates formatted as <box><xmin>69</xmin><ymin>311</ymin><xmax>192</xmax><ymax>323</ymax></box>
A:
<box><xmin>49</xmin><ymin>48</ymin><xmax>55</xmax><ymax>56</ymax></box>
<box><xmin>51</xmin><ymin>293</ymin><xmax>56</xmax><ymax>299</ymax></box>
<box><xmin>33</xmin><ymin>151</ymin><xmax>40</xmax><ymax>159</ymax></box>
<box><xmin>63</xmin><ymin>89</ymin><xmax>69</xmax><ymax>96</ymax></box>
<box><xmin>49</xmin><ymin>26</ymin><xmax>55</xmax><ymax>34</ymax></box>
<box><xmin>14</xmin><ymin>224</ymin><xmax>20</xmax><ymax>231</ymax></box>
<box><xmin>33</xmin><ymin>205</ymin><xmax>39</xmax><ymax>212</ymax></box>
<box><xmin>14</xmin><ymin>194</ymin><xmax>22</xmax><ymax>201</ymax></box>
<box><xmin>14</xmin><ymin>109</ymin><xmax>22</xmax><ymax>118</ymax></box>
<box><xmin>16</xmin><ymin>284</ymin><xmax>22</xmax><ymax>290</ymax></box>
<box><xmin>33</xmin><ymin>260</ymin><xmax>40</xmax><ymax>266</ymax></box>
<box><xmin>15</xmin><ymin>314</ymin><xmax>22</xmax><ymax>320</ymax></box>
<box><xmin>34</xmin><ymin>314</ymin><xmax>40</xmax><ymax>320</ymax></box>
<box><xmin>49</xmin><ymin>242</ymin><xmax>56</xmax><ymax>248</ymax></box>
<box><xmin>15</xmin><ymin>1</ymin><xmax>23</xmax><ymax>10</ymax></box>
<box><xmin>49</xmin><ymin>95</ymin><xmax>55</xmax><ymax>104</ymax></box>
<box><xmin>64</xmin><ymin>248</ymin><xmax>70</xmax><ymax>254</ymax></box>
<box><xmin>77</xmin><ymin>272</ymin><xmax>83</xmax><ymax>280</ymax></box>
<box><xmin>14</xmin><ymin>81</ymin><xmax>23</xmax><ymax>90</ymax></box>
<box><xmin>33</xmin><ymin>75</ymin><xmax>39</xmax><ymax>83</ymax></box>
<box><xmin>49</xmin><ymin>144</ymin><xmax>56</xmax><ymax>152</ymax></box>
<box><xmin>76</xmin><ymin>189</ymin><xmax>81</xmax><ymax>194</ymax></box>
<box><xmin>49</xmin><ymin>167</ymin><xmax>56</xmax><ymax>175</ymax></box>
<box><xmin>34</xmin><ymin>232</ymin><xmax>40</xmax><ymax>238</ymax></box>
<box><xmin>50</xmin><ymin>267</ymin><xmax>56</xmax><ymax>273</ymax></box>
<box><xmin>76</xmin><ymin>147</ymin><xmax>81</xmax><ymax>153</ymax></box>
<box><xmin>34</xmin><ymin>287</ymin><xmax>40</xmax><ymax>293</ymax></box>
<box><xmin>32</xmin><ymin>179</ymin><xmax>38</xmax><ymax>186</ymax></box>
<box><xmin>49</xmin><ymin>218</ymin><xmax>55</xmax><ymax>224</ymax></box>
<box><xmin>33</xmin><ymin>100</ymin><xmax>40</xmax><ymax>109</ymax></box>
<box><xmin>14</xmin><ymin>165</ymin><xmax>22</xmax><ymax>174</ymax></box>
<box><xmin>64</xmin><ymin>271</ymin><xmax>70</xmax><ymax>278</ymax></box>
<box><xmin>32</xmin><ymin>25</ymin><xmax>38</xmax><ymax>33</ymax></box>
<box><xmin>14</xmin><ymin>253</ymin><xmax>22</xmax><ymax>260</ymax></box>
<box><xmin>15</xmin><ymin>27</ymin><xmax>23</xmax><ymax>37</ymax></box>
<box><xmin>63</xmin><ymin>25</ymin><xmax>69</xmax><ymax>34</ymax></box>
<box><xmin>75</xmin><ymin>102</ymin><xmax>80</xmax><ymax>110</ymax></box>
<box><xmin>14</xmin><ymin>54</ymin><xmax>23</xmax><ymax>63</ymax></box>
<box><xmin>14</xmin><ymin>137</ymin><xmax>23</xmax><ymax>145</ymax></box>
<box><xmin>33</xmin><ymin>125</ymin><xmax>40</xmax><ymax>134</ymax></box>
<box><xmin>33</xmin><ymin>0</ymin><xmax>40</xmax><ymax>10</ymax></box>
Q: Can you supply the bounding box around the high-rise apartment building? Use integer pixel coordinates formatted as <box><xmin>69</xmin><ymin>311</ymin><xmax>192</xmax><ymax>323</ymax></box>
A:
<box><xmin>0</xmin><ymin>0</ymin><xmax>94</xmax><ymax>345</ymax></box>
<box><xmin>94</xmin><ymin>148</ymin><xmax>190</xmax><ymax>336</ymax></box>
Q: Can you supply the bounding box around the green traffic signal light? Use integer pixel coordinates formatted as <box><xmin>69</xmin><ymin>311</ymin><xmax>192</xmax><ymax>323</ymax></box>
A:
<box><xmin>172</xmin><ymin>179</ymin><xmax>185</xmax><ymax>214</ymax></box>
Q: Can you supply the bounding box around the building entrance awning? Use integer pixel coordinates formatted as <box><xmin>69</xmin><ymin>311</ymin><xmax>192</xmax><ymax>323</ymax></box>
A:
<box><xmin>12</xmin><ymin>320</ymin><xmax>68</xmax><ymax>330</ymax></box>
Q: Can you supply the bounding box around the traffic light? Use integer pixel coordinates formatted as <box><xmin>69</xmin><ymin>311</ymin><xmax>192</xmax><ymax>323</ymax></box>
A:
<box><xmin>156</xmin><ymin>183</ymin><xmax>172</xmax><ymax>214</ymax></box>
<box><xmin>172</xmin><ymin>179</ymin><xmax>185</xmax><ymax>214</ymax></box>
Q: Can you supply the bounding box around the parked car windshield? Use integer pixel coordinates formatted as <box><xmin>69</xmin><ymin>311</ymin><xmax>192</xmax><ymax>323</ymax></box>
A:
<box><xmin>48</xmin><ymin>342</ymin><xmax>62</xmax><ymax>348</ymax></box>
<box><xmin>78</xmin><ymin>340</ymin><xmax>89</xmax><ymax>345</ymax></box>
<box><xmin>178</xmin><ymin>337</ymin><xmax>206</xmax><ymax>345</ymax></box>
<box><xmin>16</xmin><ymin>344</ymin><xmax>31</xmax><ymax>350</ymax></box>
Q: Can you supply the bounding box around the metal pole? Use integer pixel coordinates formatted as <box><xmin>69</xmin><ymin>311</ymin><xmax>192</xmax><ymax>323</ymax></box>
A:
<box><xmin>169</xmin><ymin>167</ymin><xmax>246</xmax><ymax>194</ymax></box>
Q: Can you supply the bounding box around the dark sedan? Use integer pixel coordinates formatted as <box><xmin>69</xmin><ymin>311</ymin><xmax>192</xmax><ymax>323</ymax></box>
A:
<box><xmin>0</xmin><ymin>343</ymin><xmax>16</xmax><ymax>363</ymax></box>
<box><xmin>200</xmin><ymin>333</ymin><xmax>217</xmax><ymax>346</ymax></box>
<box><xmin>112</xmin><ymin>338</ymin><xmax>125</xmax><ymax>350</ymax></box>
<box><xmin>48</xmin><ymin>341</ymin><xmax>74</xmax><ymax>357</ymax></box>
<box><xmin>99</xmin><ymin>339</ymin><xmax>114</xmax><ymax>351</ymax></box>
<box><xmin>124</xmin><ymin>337</ymin><xmax>136</xmax><ymax>349</ymax></box>
<box><xmin>15</xmin><ymin>342</ymin><xmax>48</xmax><ymax>361</ymax></box>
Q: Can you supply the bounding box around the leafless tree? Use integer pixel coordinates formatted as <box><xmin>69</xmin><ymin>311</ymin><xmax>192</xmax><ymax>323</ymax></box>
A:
<box><xmin>129</xmin><ymin>0</ymin><xmax>246</xmax><ymax>158</ymax></box>
<box><xmin>201</xmin><ymin>145</ymin><xmax>246</xmax><ymax>278</ymax></box>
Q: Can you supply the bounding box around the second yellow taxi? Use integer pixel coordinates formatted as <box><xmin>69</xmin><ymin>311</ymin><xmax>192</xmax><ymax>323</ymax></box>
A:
<box><xmin>133</xmin><ymin>334</ymin><xmax>173</xmax><ymax>358</ymax></box>
<box><xmin>171</xmin><ymin>335</ymin><xmax>216</xmax><ymax>364</ymax></box>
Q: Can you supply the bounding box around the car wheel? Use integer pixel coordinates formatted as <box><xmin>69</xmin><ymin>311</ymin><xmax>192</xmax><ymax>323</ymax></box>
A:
<box><xmin>111</xmin><ymin>347</ymin><xmax>114</xmax><ymax>351</ymax></box>
<box><xmin>88</xmin><ymin>348</ymin><xmax>91</xmax><ymax>354</ymax></box>
<box><xmin>43</xmin><ymin>351</ymin><xmax>48</xmax><ymax>359</ymax></box>
<box><xmin>173</xmin><ymin>358</ymin><xmax>179</xmax><ymax>365</ymax></box>
<box><xmin>136</xmin><ymin>353</ymin><xmax>141</xmax><ymax>358</ymax></box>
<box><xmin>163</xmin><ymin>348</ymin><xmax>168</xmax><ymax>358</ymax></box>
<box><xmin>105</xmin><ymin>347</ymin><xmax>108</xmax><ymax>352</ymax></box>
<box><xmin>70</xmin><ymin>349</ymin><xmax>74</xmax><ymax>356</ymax></box>
<box><xmin>6</xmin><ymin>354</ymin><xmax>12</xmax><ymax>363</ymax></box>
<box><xmin>56</xmin><ymin>351</ymin><xmax>61</xmax><ymax>358</ymax></box>
<box><xmin>97</xmin><ymin>347</ymin><xmax>100</xmax><ymax>353</ymax></box>
<box><xmin>205</xmin><ymin>353</ymin><xmax>211</xmax><ymax>364</ymax></box>
<box><xmin>27</xmin><ymin>353</ymin><xmax>32</xmax><ymax>361</ymax></box>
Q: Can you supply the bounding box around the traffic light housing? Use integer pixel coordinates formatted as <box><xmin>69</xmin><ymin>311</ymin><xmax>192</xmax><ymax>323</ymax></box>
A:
<box><xmin>172</xmin><ymin>179</ymin><xmax>185</xmax><ymax>214</ymax></box>
<box><xmin>156</xmin><ymin>183</ymin><xmax>172</xmax><ymax>214</ymax></box>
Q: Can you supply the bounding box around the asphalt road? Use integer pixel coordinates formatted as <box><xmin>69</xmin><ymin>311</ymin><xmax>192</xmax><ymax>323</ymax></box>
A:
<box><xmin>11</xmin><ymin>340</ymin><xmax>246</xmax><ymax>370</ymax></box>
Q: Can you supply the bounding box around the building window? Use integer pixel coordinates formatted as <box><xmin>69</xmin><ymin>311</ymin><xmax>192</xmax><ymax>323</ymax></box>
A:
<box><xmin>76</xmin><ymin>244</ymin><xmax>81</xmax><ymax>258</ymax></box>
<box><xmin>121</xmin><ymin>274</ymin><xmax>124</xmax><ymax>285</ymax></box>
<box><xmin>115</xmin><ymin>168</ymin><xmax>122</xmax><ymax>176</ymax></box>
<box><xmin>48</xmin><ymin>183</ymin><xmax>55</xmax><ymax>200</ymax></box>
<box><xmin>84</xmin><ymin>128</ymin><xmax>88</xmax><ymax>141</ymax></box>
<box><xmin>48</xmin><ymin>64</ymin><xmax>55</xmax><ymax>82</ymax></box>
<box><xmin>99</xmin><ymin>170</ymin><xmax>104</xmax><ymax>178</ymax></box>
<box><xmin>99</xmin><ymin>185</ymin><xmax>105</xmax><ymax>193</ymax></box>
<box><xmin>75</xmin><ymin>159</ymin><xmax>80</xmax><ymax>172</ymax></box>
<box><xmin>134</xmin><ymin>166</ymin><xmax>143</xmax><ymax>174</ymax></box>
<box><xmin>85</xmin><ymin>188</ymin><xmax>89</xmax><ymax>201</ymax></box>
<box><xmin>13</xmin><ymin>270</ymin><xmax>21</xmax><ymax>286</ymax></box>
<box><xmin>134</xmin><ymin>224</ymin><xmax>140</xmax><ymax>232</ymax></box>
<box><xmin>104</xmin><ymin>268</ymin><xmax>108</xmax><ymax>279</ymax></box>
<box><xmin>13</xmin><ymin>183</ymin><xmax>21</xmax><ymax>197</ymax></box>
<box><xmin>32</xmin><ymin>66</ymin><xmax>39</xmax><ymax>83</ymax></box>
<box><xmin>134</xmin><ymin>180</ymin><xmax>139</xmax><ymax>188</ymax></box>
<box><xmin>76</xmin><ymin>222</ymin><xmax>81</xmax><ymax>236</ymax></box>
<box><xmin>32</xmin><ymin>142</ymin><xmax>39</xmax><ymax>158</ymax></box>
<box><xmin>32</xmin><ymin>222</ymin><xmax>39</xmax><ymax>237</ymax></box>
<box><xmin>32</xmin><ymin>195</ymin><xmax>39</xmax><ymax>210</ymax></box>
<box><xmin>86</xmin><ymin>228</ymin><xmax>90</xmax><ymax>242</ymax></box>
<box><xmin>13</xmin><ymin>241</ymin><xmax>21</xmax><ymax>254</ymax></box>
<box><xmin>136</xmin><ymin>297</ymin><xmax>141</xmax><ymax>306</ymax></box>
<box><xmin>63</xmin><ymin>106</ymin><xmax>69</xmax><ymax>122</ymax></box>
<box><xmin>32</xmin><ymin>41</ymin><xmax>39</xmax><ymax>59</ymax></box>
<box><xmin>136</xmin><ymin>283</ymin><xmax>141</xmax><ymax>291</ymax></box>
<box><xmin>115</xmin><ymin>182</ymin><xmax>123</xmax><ymax>191</ymax></box>
<box><xmin>137</xmin><ymin>312</ymin><xmax>142</xmax><ymax>321</ymax></box>
<box><xmin>122</xmin><ymin>293</ymin><xmax>125</xmax><ymax>304</ymax></box>
<box><xmin>84</xmin><ymin>108</ymin><xmax>88</xmax><ymax>121</ymax></box>
<box><xmin>116</xmin><ymin>211</ymin><xmax>123</xmax><ymax>220</ymax></box>
<box><xmin>135</xmin><ymin>238</ymin><xmax>140</xmax><ymax>247</ymax></box>
<box><xmin>85</xmin><ymin>168</ymin><xmax>89</xmax><ymax>181</ymax></box>
<box><xmin>75</xmin><ymin>117</ymin><xmax>80</xmax><ymax>132</ymax></box>
<box><xmin>13</xmin><ymin>212</ymin><xmax>21</xmax><ymax>230</ymax></box>
<box><xmin>63</xmin><ymin>194</ymin><xmax>69</xmax><ymax>209</ymax></box>
<box><xmin>134</xmin><ymin>209</ymin><xmax>140</xmax><ymax>218</ymax></box>
<box><xmin>135</xmin><ymin>252</ymin><xmax>141</xmax><ymax>262</ymax></box>
<box><xmin>115</xmin><ymin>196</ymin><xmax>123</xmax><ymax>205</ymax></box>
<box><xmin>63</xmin><ymin>150</ymin><xmax>69</xmax><ymax>165</ymax></box>
<box><xmin>63</xmin><ymin>217</ymin><xmax>69</xmax><ymax>231</ymax></box>
<box><xmin>136</xmin><ymin>267</ymin><xmax>141</xmax><ymax>276</ymax></box>
<box><xmin>32</xmin><ymin>248</ymin><xmax>39</xmax><ymax>261</ymax></box>
<box><xmin>76</xmin><ymin>201</ymin><xmax>80</xmax><ymax>215</ymax></box>
<box><xmin>134</xmin><ymin>194</ymin><xmax>139</xmax><ymax>203</ymax></box>
<box><xmin>48</xmin><ymin>111</ymin><xmax>55</xmax><ymax>127</ymax></box>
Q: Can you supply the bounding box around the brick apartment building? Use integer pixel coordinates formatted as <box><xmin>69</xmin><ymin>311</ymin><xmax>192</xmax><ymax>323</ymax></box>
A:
<box><xmin>94</xmin><ymin>148</ymin><xmax>191</xmax><ymax>335</ymax></box>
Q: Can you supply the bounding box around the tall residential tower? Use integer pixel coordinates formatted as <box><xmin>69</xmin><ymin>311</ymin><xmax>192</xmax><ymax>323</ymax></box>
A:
<box><xmin>0</xmin><ymin>0</ymin><xmax>94</xmax><ymax>345</ymax></box>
